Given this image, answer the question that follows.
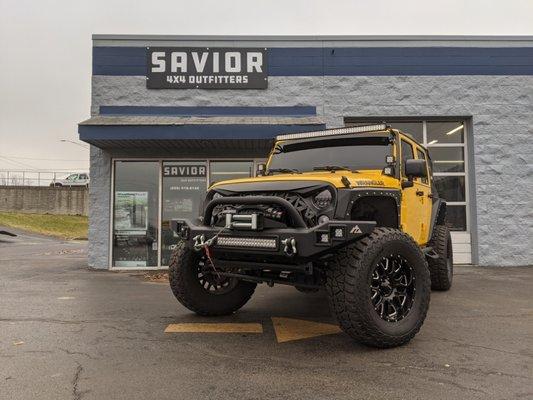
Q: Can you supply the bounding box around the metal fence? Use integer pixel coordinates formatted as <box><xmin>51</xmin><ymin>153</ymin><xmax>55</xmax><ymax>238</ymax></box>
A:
<box><xmin>0</xmin><ymin>170</ymin><xmax>89</xmax><ymax>187</ymax></box>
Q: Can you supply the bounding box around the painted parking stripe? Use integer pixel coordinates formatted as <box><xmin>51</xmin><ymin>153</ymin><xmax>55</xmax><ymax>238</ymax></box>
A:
<box><xmin>272</xmin><ymin>317</ymin><xmax>342</xmax><ymax>343</ymax></box>
<box><xmin>164</xmin><ymin>323</ymin><xmax>263</xmax><ymax>334</ymax></box>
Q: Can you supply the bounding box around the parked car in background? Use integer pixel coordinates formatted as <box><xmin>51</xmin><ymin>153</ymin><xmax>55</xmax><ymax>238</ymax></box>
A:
<box><xmin>50</xmin><ymin>173</ymin><xmax>90</xmax><ymax>187</ymax></box>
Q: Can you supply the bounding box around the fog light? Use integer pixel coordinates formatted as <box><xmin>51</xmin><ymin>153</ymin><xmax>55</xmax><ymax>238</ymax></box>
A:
<box><xmin>319</xmin><ymin>233</ymin><xmax>330</xmax><ymax>243</ymax></box>
<box><xmin>333</xmin><ymin>227</ymin><xmax>345</xmax><ymax>239</ymax></box>
<box><xmin>383</xmin><ymin>166</ymin><xmax>394</xmax><ymax>176</ymax></box>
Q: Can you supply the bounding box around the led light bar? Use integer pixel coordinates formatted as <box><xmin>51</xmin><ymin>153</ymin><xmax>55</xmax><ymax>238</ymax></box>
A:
<box><xmin>276</xmin><ymin>124</ymin><xmax>389</xmax><ymax>141</ymax></box>
<box><xmin>216</xmin><ymin>236</ymin><xmax>277</xmax><ymax>249</ymax></box>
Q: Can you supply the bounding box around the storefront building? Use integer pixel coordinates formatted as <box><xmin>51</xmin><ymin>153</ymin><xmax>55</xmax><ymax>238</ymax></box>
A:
<box><xmin>79</xmin><ymin>35</ymin><xmax>533</xmax><ymax>269</ymax></box>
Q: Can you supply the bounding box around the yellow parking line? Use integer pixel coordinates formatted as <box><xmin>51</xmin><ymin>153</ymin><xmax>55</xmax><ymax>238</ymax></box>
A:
<box><xmin>164</xmin><ymin>323</ymin><xmax>263</xmax><ymax>334</ymax></box>
<box><xmin>272</xmin><ymin>317</ymin><xmax>342</xmax><ymax>343</ymax></box>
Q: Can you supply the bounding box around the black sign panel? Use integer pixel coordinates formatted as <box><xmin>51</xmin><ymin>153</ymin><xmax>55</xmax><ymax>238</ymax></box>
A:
<box><xmin>162</xmin><ymin>164</ymin><xmax>207</xmax><ymax>178</ymax></box>
<box><xmin>147</xmin><ymin>47</ymin><xmax>268</xmax><ymax>89</ymax></box>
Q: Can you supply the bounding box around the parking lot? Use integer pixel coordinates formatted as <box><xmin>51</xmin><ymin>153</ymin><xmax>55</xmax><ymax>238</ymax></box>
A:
<box><xmin>0</xmin><ymin>229</ymin><xmax>532</xmax><ymax>400</ymax></box>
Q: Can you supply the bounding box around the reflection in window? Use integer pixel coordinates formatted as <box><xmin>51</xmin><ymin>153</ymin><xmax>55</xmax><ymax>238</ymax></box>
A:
<box><xmin>428</xmin><ymin>147</ymin><xmax>465</xmax><ymax>172</ymax></box>
<box><xmin>113</xmin><ymin>161</ymin><xmax>159</xmax><ymax>267</ymax></box>
<box><xmin>209</xmin><ymin>161</ymin><xmax>253</xmax><ymax>186</ymax></box>
<box><xmin>446</xmin><ymin>205</ymin><xmax>467</xmax><ymax>231</ymax></box>
<box><xmin>433</xmin><ymin>176</ymin><xmax>466</xmax><ymax>202</ymax></box>
<box><xmin>427</xmin><ymin>121</ymin><xmax>464</xmax><ymax>144</ymax></box>
<box><xmin>389</xmin><ymin>122</ymin><xmax>424</xmax><ymax>143</ymax></box>
<box><xmin>161</xmin><ymin>161</ymin><xmax>208</xmax><ymax>265</ymax></box>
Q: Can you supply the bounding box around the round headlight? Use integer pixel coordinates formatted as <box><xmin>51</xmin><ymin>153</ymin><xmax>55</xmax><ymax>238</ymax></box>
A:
<box><xmin>313</xmin><ymin>189</ymin><xmax>332</xmax><ymax>209</ymax></box>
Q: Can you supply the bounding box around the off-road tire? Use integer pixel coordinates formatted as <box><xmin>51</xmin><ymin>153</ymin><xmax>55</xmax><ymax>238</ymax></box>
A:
<box><xmin>168</xmin><ymin>242</ymin><xmax>256</xmax><ymax>316</ymax></box>
<box><xmin>325</xmin><ymin>228</ymin><xmax>431</xmax><ymax>348</ymax></box>
<box><xmin>427</xmin><ymin>225</ymin><xmax>453</xmax><ymax>291</ymax></box>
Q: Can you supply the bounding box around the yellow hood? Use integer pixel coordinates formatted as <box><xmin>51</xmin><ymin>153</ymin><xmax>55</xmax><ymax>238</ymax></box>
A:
<box><xmin>211</xmin><ymin>170</ymin><xmax>400</xmax><ymax>190</ymax></box>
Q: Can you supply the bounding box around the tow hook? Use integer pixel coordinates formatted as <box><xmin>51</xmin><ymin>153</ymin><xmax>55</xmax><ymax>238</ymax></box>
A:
<box><xmin>281</xmin><ymin>237</ymin><xmax>298</xmax><ymax>256</ymax></box>
<box><xmin>192</xmin><ymin>234</ymin><xmax>206</xmax><ymax>251</ymax></box>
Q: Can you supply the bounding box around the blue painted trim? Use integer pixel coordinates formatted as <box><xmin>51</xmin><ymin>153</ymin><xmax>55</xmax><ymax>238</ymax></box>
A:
<box><xmin>93</xmin><ymin>46</ymin><xmax>533</xmax><ymax>76</ymax></box>
<box><xmin>79</xmin><ymin>123</ymin><xmax>326</xmax><ymax>141</ymax></box>
<box><xmin>99</xmin><ymin>106</ymin><xmax>317</xmax><ymax>116</ymax></box>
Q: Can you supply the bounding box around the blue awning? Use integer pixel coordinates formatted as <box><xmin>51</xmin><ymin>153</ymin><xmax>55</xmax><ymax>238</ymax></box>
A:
<box><xmin>78</xmin><ymin>115</ymin><xmax>325</xmax><ymax>149</ymax></box>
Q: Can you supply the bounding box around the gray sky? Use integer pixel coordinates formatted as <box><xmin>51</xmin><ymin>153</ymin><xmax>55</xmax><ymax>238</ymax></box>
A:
<box><xmin>1</xmin><ymin>0</ymin><xmax>532</xmax><ymax>173</ymax></box>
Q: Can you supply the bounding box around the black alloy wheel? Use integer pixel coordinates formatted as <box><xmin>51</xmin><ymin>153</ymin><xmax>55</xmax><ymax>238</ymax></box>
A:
<box><xmin>197</xmin><ymin>260</ymin><xmax>238</xmax><ymax>295</ymax></box>
<box><xmin>371</xmin><ymin>255</ymin><xmax>415</xmax><ymax>322</ymax></box>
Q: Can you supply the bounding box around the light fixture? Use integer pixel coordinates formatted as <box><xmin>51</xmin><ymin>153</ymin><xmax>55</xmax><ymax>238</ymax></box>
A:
<box><xmin>445</xmin><ymin>125</ymin><xmax>463</xmax><ymax>136</ymax></box>
<box><xmin>428</xmin><ymin>140</ymin><xmax>438</xmax><ymax>145</ymax></box>
<box><xmin>313</xmin><ymin>189</ymin><xmax>333</xmax><ymax>209</ymax></box>
<box><xmin>276</xmin><ymin>124</ymin><xmax>388</xmax><ymax>141</ymax></box>
<box><xmin>217</xmin><ymin>236</ymin><xmax>277</xmax><ymax>249</ymax></box>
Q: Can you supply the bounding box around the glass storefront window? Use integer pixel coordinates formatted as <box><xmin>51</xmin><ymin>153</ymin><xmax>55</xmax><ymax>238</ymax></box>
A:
<box><xmin>161</xmin><ymin>161</ymin><xmax>208</xmax><ymax>265</ymax></box>
<box><xmin>209</xmin><ymin>161</ymin><xmax>254</xmax><ymax>185</ymax></box>
<box><xmin>388</xmin><ymin>122</ymin><xmax>423</xmax><ymax>143</ymax></box>
<box><xmin>446</xmin><ymin>205</ymin><xmax>467</xmax><ymax>231</ymax></box>
<box><xmin>428</xmin><ymin>147</ymin><xmax>465</xmax><ymax>172</ymax></box>
<box><xmin>427</xmin><ymin>121</ymin><xmax>464</xmax><ymax>144</ymax></box>
<box><xmin>113</xmin><ymin>161</ymin><xmax>159</xmax><ymax>267</ymax></box>
<box><xmin>433</xmin><ymin>176</ymin><xmax>466</xmax><ymax>202</ymax></box>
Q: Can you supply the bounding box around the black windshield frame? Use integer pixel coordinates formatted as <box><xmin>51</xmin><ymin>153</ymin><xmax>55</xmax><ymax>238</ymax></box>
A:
<box><xmin>268</xmin><ymin>134</ymin><xmax>395</xmax><ymax>174</ymax></box>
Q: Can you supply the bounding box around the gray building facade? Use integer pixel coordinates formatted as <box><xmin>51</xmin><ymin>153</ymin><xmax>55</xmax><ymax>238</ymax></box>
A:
<box><xmin>79</xmin><ymin>35</ymin><xmax>533</xmax><ymax>269</ymax></box>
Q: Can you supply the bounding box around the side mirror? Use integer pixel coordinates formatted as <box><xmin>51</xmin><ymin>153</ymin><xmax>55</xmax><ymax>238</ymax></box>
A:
<box><xmin>256</xmin><ymin>163</ymin><xmax>266</xmax><ymax>176</ymax></box>
<box><xmin>404</xmin><ymin>159</ymin><xmax>427</xmax><ymax>178</ymax></box>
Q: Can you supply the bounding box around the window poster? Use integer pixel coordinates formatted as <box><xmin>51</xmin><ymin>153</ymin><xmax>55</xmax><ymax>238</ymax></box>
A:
<box><xmin>114</xmin><ymin>191</ymin><xmax>149</xmax><ymax>233</ymax></box>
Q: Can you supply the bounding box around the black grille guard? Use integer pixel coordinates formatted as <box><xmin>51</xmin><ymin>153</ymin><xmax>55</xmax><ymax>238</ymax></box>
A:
<box><xmin>204</xmin><ymin>195</ymin><xmax>307</xmax><ymax>228</ymax></box>
<box><xmin>172</xmin><ymin>195</ymin><xmax>376</xmax><ymax>260</ymax></box>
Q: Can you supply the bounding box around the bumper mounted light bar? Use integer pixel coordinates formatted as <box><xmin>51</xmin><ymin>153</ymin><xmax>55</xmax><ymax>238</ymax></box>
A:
<box><xmin>216</xmin><ymin>236</ymin><xmax>277</xmax><ymax>250</ymax></box>
<box><xmin>276</xmin><ymin>123</ymin><xmax>389</xmax><ymax>141</ymax></box>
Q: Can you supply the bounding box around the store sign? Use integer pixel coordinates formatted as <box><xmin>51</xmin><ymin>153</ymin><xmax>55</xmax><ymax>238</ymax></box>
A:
<box><xmin>147</xmin><ymin>47</ymin><xmax>268</xmax><ymax>89</ymax></box>
<box><xmin>163</xmin><ymin>164</ymin><xmax>207</xmax><ymax>178</ymax></box>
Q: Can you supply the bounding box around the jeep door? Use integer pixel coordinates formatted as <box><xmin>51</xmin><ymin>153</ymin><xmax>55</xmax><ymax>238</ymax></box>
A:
<box><xmin>414</xmin><ymin>146</ymin><xmax>432</xmax><ymax>244</ymax></box>
<box><xmin>400</xmin><ymin>139</ymin><xmax>431</xmax><ymax>244</ymax></box>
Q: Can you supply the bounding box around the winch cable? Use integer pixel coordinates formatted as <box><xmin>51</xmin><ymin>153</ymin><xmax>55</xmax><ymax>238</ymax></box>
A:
<box><xmin>202</xmin><ymin>226</ymin><xmax>227</xmax><ymax>280</ymax></box>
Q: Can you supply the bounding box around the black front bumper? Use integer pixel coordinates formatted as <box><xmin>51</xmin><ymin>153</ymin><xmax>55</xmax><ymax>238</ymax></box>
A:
<box><xmin>171</xmin><ymin>218</ymin><xmax>375</xmax><ymax>260</ymax></box>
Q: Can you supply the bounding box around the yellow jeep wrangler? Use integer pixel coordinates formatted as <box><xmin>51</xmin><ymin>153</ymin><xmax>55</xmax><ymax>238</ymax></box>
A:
<box><xmin>169</xmin><ymin>124</ymin><xmax>453</xmax><ymax>348</ymax></box>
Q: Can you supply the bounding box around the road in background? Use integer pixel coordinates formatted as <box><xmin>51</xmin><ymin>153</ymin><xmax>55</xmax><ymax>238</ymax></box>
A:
<box><xmin>0</xmin><ymin>228</ymin><xmax>532</xmax><ymax>400</ymax></box>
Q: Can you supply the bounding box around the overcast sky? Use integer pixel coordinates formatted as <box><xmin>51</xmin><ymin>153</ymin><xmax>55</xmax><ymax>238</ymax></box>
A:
<box><xmin>1</xmin><ymin>0</ymin><xmax>532</xmax><ymax>174</ymax></box>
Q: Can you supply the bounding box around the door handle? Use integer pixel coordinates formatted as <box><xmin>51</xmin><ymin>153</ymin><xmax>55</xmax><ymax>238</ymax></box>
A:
<box><xmin>416</xmin><ymin>190</ymin><xmax>424</xmax><ymax>196</ymax></box>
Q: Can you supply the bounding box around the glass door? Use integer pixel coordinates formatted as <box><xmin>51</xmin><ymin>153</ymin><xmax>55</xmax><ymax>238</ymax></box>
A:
<box><xmin>160</xmin><ymin>161</ymin><xmax>208</xmax><ymax>265</ymax></box>
<box><xmin>112</xmin><ymin>161</ymin><xmax>159</xmax><ymax>267</ymax></box>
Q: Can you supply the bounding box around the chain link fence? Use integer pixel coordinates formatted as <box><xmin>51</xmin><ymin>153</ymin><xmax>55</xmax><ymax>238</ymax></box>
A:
<box><xmin>0</xmin><ymin>170</ymin><xmax>89</xmax><ymax>187</ymax></box>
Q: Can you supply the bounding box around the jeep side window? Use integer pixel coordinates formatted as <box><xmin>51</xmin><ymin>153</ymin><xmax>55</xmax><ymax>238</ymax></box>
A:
<box><xmin>416</xmin><ymin>148</ymin><xmax>429</xmax><ymax>184</ymax></box>
<box><xmin>400</xmin><ymin>140</ymin><xmax>414</xmax><ymax>178</ymax></box>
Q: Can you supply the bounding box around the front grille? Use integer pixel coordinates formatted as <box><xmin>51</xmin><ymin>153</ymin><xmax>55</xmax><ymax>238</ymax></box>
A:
<box><xmin>239</xmin><ymin>192</ymin><xmax>318</xmax><ymax>227</ymax></box>
<box><xmin>210</xmin><ymin>192</ymin><xmax>319</xmax><ymax>228</ymax></box>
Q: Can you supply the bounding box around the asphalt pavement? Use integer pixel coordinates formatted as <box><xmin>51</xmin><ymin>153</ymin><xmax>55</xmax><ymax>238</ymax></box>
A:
<box><xmin>0</xmin><ymin>227</ymin><xmax>532</xmax><ymax>400</ymax></box>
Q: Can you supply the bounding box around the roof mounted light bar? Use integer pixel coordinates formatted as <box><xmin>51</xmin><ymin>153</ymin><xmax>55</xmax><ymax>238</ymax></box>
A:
<box><xmin>276</xmin><ymin>123</ymin><xmax>389</xmax><ymax>141</ymax></box>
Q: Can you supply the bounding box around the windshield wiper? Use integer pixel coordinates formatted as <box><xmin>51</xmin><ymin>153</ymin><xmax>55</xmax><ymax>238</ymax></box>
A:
<box><xmin>268</xmin><ymin>168</ymin><xmax>301</xmax><ymax>175</ymax></box>
<box><xmin>313</xmin><ymin>165</ymin><xmax>359</xmax><ymax>173</ymax></box>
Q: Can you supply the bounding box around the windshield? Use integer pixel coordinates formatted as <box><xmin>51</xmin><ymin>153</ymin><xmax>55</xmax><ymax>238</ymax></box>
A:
<box><xmin>268</xmin><ymin>136</ymin><xmax>393</xmax><ymax>173</ymax></box>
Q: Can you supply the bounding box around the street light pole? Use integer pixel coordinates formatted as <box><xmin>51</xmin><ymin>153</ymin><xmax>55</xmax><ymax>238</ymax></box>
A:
<box><xmin>60</xmin><ymin>139</ymin><xmax>89</xmax><ymax>149</ymax></box>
